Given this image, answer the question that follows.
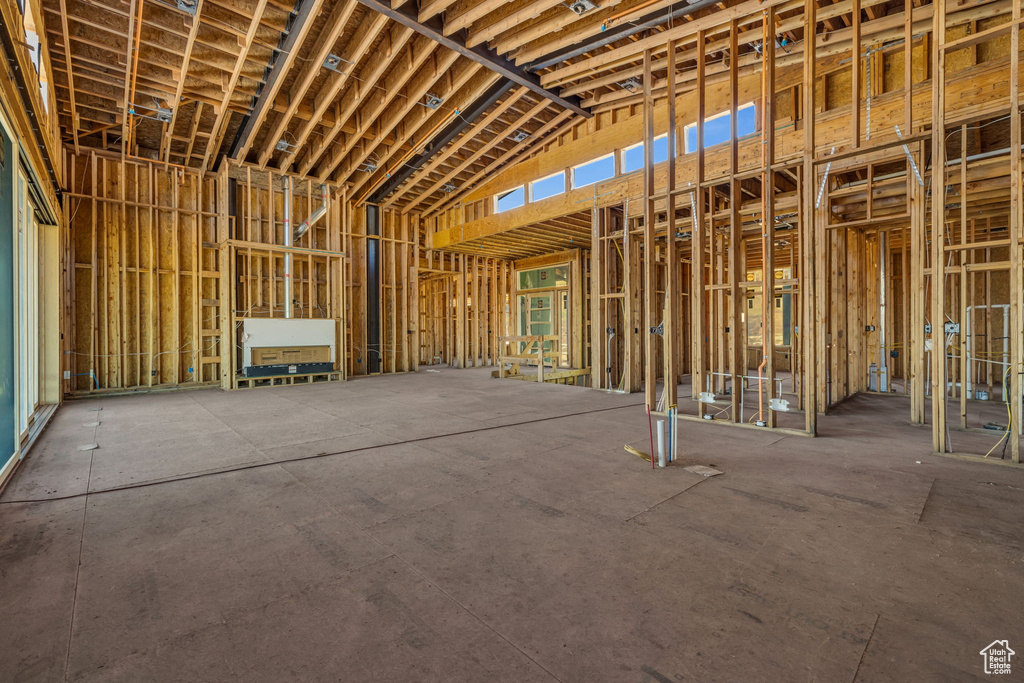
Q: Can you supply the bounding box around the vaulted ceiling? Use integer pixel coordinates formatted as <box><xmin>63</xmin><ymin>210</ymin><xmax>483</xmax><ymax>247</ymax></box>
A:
<box><xmin>44</xmin><ymin>0</ymin><xmax>864</xmax><ymax>213</ymax></box>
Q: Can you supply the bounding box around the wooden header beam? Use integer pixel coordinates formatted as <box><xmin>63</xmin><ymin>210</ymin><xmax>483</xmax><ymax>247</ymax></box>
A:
<box><xmin>353</xmin><ymin>0</ymin><xmax>591</xmax><ymax>118</ymax></box>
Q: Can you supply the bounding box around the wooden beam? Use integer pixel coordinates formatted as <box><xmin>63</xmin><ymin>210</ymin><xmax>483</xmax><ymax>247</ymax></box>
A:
<box><xmin>228</xmin><ymin>0</ymin><xmax>328</xmax><ymax>162</ymax></box>
<box><xmin>352</xmin><ymin>0</ymin><xmax>591</xmax><ymax>117</ymax></box>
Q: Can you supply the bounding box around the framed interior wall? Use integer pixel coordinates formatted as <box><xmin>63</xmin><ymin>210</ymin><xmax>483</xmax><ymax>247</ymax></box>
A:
<box><xmin>513</xmin><ymin>249</ymin><xmax>587</xmax><ymax>372</ymax></box>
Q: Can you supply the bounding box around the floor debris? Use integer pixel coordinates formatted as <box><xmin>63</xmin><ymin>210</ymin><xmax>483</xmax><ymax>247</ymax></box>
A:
<box><xmin>683</xmin><ymin>465</ymin><xmax>723</xmax><ymax>477</ymax></box>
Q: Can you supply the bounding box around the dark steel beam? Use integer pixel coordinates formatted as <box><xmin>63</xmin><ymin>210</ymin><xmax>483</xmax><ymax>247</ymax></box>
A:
<box><xmin>527</xmin><ymin>0</ymin><xmax>722</xmax><ymax>72</ymax></box>
<box><xmin>368</xmin><ymin>78</ymin><xmax>514</xmax><ymax>204</ymax></box>
<box><xmin>354</xmin><ymin>0</ymin><xmax>591</xmax><ymax>118</ymax></box>
<box><xmin>365</xmin><ymin>204</ymin><xmax>382</xmax><ymax>374</ymax></box>
<box><xmin>226</xmin><ymin>0</ymin><xmax>318</xmax><ymax>162</ymax></box>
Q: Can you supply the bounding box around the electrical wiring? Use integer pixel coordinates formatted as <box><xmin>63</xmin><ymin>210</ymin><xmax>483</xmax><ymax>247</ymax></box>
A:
<box><xmin>984</xmin><ymin>365</ymin><xmax>1013</xmax><ymax>459</ymax></box>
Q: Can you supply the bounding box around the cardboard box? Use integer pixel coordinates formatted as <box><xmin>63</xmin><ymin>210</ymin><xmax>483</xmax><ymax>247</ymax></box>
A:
<box><xmin>251</xmin><ymin>346</ymin><xmax>331</xmax><ymax>366</ymax></box>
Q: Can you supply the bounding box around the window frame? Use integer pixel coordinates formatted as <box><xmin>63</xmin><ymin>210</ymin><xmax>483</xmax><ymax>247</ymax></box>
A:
<box><xmin>620</xmin><ymin>134</ymin><xmax>671</xmax><ymax>174</ymax></box>
<box><xmin>571</xmin><ymin>153</ymin><xmax>616</xmax><ymax>190</ymax></box>
<box><xmin>529</xmin><ymin>170</ymin><xmax>567</xmax><ymax>202</ymax></box>
<box><xmin>494</xmin><ymin>185</ymin><xmax>526</xmax><ymax>213</ymax></box>
<box><xmin>683</xmin><ymin>102</ymin><xmax>757</xmax><ymax>154</ymax></box>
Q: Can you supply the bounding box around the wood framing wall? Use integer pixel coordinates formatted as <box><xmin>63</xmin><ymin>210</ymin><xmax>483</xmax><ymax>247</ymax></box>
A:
<box><xmin>65</xmin><ymin>152</ymin><xmax>222</xmax><ymax>393</ymax></box>
<box><xmin>346</xmin><ymin>207</ymin><xmax>419</xmax><ymax>376</ymax></box>
<box><xmin>418</xmin><ymin>252</ymin><xmax>514</xmax><ymax>368</ymax></box>
<box><xmin>428</xmin><ymin>0</ymin><xmax>1024</xmax><ymax>462</ymax></box>
<box><xmin>64</xmin><ymin>154</ymin><xmax>421</xmax><ymax>393</ymax></box>
<box><xmin>219</xmin><ymin>165</ymin><xmax>347</xmax><ymax>388</ymax></box>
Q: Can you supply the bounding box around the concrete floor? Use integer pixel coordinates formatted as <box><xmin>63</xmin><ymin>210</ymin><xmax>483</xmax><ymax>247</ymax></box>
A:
<box><xmin>2</xmin><ymin>369</ymin><xmax>1023</xmax><ymax>682</ymax></box>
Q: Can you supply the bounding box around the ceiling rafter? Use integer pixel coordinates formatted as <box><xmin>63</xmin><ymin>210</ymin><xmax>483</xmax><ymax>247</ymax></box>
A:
<box><xmin>379</xmin><ymin>85</ymin><xmax>529</xmax><ymax>207</ymax></box>
<box><xmin>400</xmin><ymin>97</ymin><xmax>551</xmax><ymax>211</ymax></box>
<box><xmin>353</xmin><ymin>0</ymin><xmax>591</xmax><ymax>117</ymax></box>
<box><xmin>373</xmin><ymin>79</ymin><xmax>521</xmax><ymax>205</ymax></box>
<box><xmin>273</xmin><ymin>12</ymin><xmax>393</xmax><ymax>171</ymax></box>
<box><xmin>199</xmin><ymin>0</ymin><xmax>270</xmax><ymax>169</ymax></box>
<box><xmin>314</xmin><ymin>48</ymin><xmax>463</xmax><ymax>182</ymax></box>
<box><xmin>422</xmin><ymin>108</ymin><xmax>573</xmax><ymax>216</ymax></box>
<box><xmin>295</xmin><ymin>30</ymin><xmax>429</xmax><ymax>176</ymax></box>
<box><xmin>229</xmin><ymin>0</ymin><xmax>328</xmax><ymax>162</ymax></box>
<box><xmin>256</xmin><ymin>0</ymin><xmax>360</xmax><ymax>168</ymax></box>
<box><xmin>160</xmin><ymin>0</ymin><xmax>206</xmax><ymax>162</ymax></box>
<box><xmin>342</xmin><ymin>60</ymin><xmax>490</xmax><ymax>198</ymax></box>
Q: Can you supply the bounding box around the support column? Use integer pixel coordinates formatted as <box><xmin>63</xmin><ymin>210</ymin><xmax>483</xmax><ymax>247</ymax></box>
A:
<box><xmin>802</xmin><ymin>0</ymin><xmax>819</xmax><ymax>434</ymax></box>
<box><xmin>366</xmin><ymin>204</ymin><xmax>382</xmax><ymax>374</ymax></box>
<box><xmin>929</xmin><ymin>0</ymin><xmax>947</xmax><ymax>452</ymax></box>
<box><xmin>1008</xmin><ymin>0</ymin><xmax>1022</xmax><ymax>462</ymax></box>
<box><xmin>691</xmin><ymin>30</ymin><xmax>708</xmax><ymax>406</ymax></box>
<box><xmin>643</xmin><ymin>48</ymin><xmax>657</xmax><ymax>410</ymax></box>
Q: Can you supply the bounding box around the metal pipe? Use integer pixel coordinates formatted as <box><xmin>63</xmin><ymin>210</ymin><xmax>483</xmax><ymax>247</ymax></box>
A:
<box><xmin>283</xmin><ymin>176</ymin><xmax>293</xmax><ymax>319</ymax></box>
<box><xmin>295</xmin><ymin>184</ymin><xmax>328</xmax><ymax>241</ymax></box>
<box><xmin>656</xmin><ymin>419</ymin><xmax>667</xmax><ymax>468</ymax></box>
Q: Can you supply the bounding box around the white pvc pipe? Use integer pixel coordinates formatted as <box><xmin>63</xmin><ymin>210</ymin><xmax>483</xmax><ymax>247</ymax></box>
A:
<box><xmin>656</xmin><ymin>419</ymin><xmax>666</xmax><ymax>468</ymax></box>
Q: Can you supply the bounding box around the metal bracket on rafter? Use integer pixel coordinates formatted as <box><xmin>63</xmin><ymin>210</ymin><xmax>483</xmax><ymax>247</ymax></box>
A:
<box><xmin>322</xmin><ymin>54</ymin><xmax>346</xmax><ymax>74</ymax></box>
<box><xmin>618</xmin><ymin>77</ymin><xmax>641</xmax><ymax>92</ymax></box>
<box><xmin>568</xmin><ymin>0</ymin><xmax>599</xmax><ymax>15</ymax></box>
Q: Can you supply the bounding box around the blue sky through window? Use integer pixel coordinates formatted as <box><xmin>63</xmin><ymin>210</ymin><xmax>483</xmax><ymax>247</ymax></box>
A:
<box><xmin>572</xmin><ymin>155</ymin><xmax>615</xmax><ymax>189</ymax></box>
<box><xmin>622</xmin><ymin>135</ymin><xmax>670</xmax><ymax>173</ymax></box>
<box><xmin>495</xmin><ymin>186</ymin><xmax>525</xmax><ymax>212</ymax></box>
<box><xmin>685</xmin><ymin>104</ymin><xmax>757</xmax><ymax>152</ymax></box>
<box><xmin>531</xmin><ymin>172</ymin><xmax>565</xmax><ymax>201</ymax></box>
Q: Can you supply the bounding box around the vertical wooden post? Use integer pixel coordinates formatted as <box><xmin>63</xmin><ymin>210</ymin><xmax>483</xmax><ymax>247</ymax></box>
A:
<box><xmin>728</xmin><ymin>19</ymin><xmax>743</xmax><ymax>423</ymax></box>
<box><xmin>930</xmin><ymin>0</ymin><xmax>947</xmax><ymax>452</ymax></box>
<box><xmin>851</xmin><ymin>0</ymin><xmax>861</xmax><ymax>148</ymax></box>
<box><xmin>1008</xmin><ymin>0</ymin><xmax>1022</xmax><ymax>462</ymax></box>
<box><xmin>664</xmin><ymin>39</ymin><xmax>678</xmax><ymax>409</ymax></box>
<box><xmin>643</xmin><ymin>49</ymin><xmax>657</xmax><ymax>409</ymax></box>
<box><xmin>762</xmin><ymin>7</ymin><xmax>777</xmax><ymax>427</ymax></box>
<box><xmin>692</xmin><ymin>30</ymin><xmax>708</xmax><ymax>408</ymax></box>
<box><xmin>590</xmin><ymin>207</ymin><xmax>603</xmax><ymax>388</ymax></box>
<box><xmin>802</xmin><ymin>0</ymin><xmax>819</xmax><ymax>434</ymax></box>
<box><xmin>218</xmin><ymin>166</ymin><xmax>232</xmax><ymax>389</ymax></box>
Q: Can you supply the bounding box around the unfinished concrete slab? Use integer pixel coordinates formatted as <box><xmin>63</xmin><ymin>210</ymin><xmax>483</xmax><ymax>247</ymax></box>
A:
<box><xmin>2</xmin><ymin>370</ymin><xmax>1022</xmax><ymax>681</ymax></box>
